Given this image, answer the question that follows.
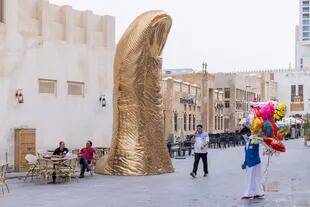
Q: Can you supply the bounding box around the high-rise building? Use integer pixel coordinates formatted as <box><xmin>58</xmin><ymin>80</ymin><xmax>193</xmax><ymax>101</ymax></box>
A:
<box><xmin>296</xmin><ymin>0</ymin><xmax>310</xmax><ymax>69</ymax></box>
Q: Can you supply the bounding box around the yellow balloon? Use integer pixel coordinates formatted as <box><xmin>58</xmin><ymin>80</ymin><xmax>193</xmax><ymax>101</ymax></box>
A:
<box><xmin>252</xmin><ymin>117</ymin><xmax>263</xmax><ymax>134</ymax></box>
<box><xmin>274</xmin><ymin>104</ymin><xmax>287</xmax><ymax>121</ymax></box>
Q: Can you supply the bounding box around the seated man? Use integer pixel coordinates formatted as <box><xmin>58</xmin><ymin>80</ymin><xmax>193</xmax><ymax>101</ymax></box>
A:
<box><xmin>53</xmin><ymin>141</ymin><xmax>69</xmax><ymax>156</ymax></box>
<box><xmin>79</xmin><ymin>140</ymin><xmax>96</xmax><ymax>178</ymax></box>
<box><xmin>52</xmin><ymin>141</ymin><xmax>69</xmax><ymax>183</ymax></box>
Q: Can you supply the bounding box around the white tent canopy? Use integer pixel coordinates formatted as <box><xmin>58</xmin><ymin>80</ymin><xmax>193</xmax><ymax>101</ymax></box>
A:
<box><xmin>280</xmin><ymin>117</ymin><xmax>303</xmax><ymax>125</ymax></box>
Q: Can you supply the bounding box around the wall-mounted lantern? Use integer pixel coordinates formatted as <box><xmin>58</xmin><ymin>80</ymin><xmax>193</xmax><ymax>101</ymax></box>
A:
<box><xmin>15</xmin><ymin>89</ymin><xmax>24</xmax><ymax>104</ymax></box>
<box><xmin>99</xmin><ymin>95</ymin><xmax>106</xmax><ymax>107</ymax></box>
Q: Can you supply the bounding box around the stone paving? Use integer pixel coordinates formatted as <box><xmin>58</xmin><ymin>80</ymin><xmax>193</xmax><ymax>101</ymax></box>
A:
<box><xmin>1</xmin><ymin>139</ymin><xmax>310</xmax><ymax>207</ymax></box>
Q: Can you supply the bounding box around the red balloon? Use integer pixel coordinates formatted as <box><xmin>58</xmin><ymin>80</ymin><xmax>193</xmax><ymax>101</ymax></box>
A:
<box><xmin>263</xmin><ymin>136</ymin><xmax>286</xmax><ymax>152</ymax></box>
<box><xmin>270</xmin><ymin>141</ymin><xmax>286</xmax><ymax>152</ymax></box>
<box><xmin>263</xmin><ymin>136</ymin><xmax>273</xmax><ymax>145</ymax></box>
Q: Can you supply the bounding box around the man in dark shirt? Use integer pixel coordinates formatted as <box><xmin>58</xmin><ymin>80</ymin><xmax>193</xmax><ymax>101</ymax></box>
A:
<box><xmin>52</xmin><ymin>141</ymin><xmax>69</xmax><ymax>183</ymax></box>
<box><xmin>53</xmin><ymin>141</ymin><xmax>69</xmax><ymax>156</ymax></box>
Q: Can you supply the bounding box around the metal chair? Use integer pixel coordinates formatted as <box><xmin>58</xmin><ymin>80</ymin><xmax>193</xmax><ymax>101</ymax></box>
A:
<box><xmin>0</xmin><ymin>163</ymin><xmax>9</xmax><ymax>195</ymax></box>
<box><xmin>95</xmin><ymin>148</ymin><xmax>105</xmax><ymax>159</ymax></box>
<box><xmin>60</xmin><ymin>157</ymin><xmax>79</xmax><ymax>183</ymax></box>
<box><xmin>37</xmin><ymin>159</ymin><xmax>54</xmax><ymax>184</ymax></box>
<box><xmin>24</xmin><ymin>154</ymin><xmax>39</xmax><ymax>182</ymax></box>
<box><xmin>89</xmin><ymin>154</ymin><xmax>100</xmax><ymax>176</ymax></box>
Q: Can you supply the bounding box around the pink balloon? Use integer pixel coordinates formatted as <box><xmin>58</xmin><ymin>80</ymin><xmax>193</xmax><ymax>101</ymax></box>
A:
<box><xmin>260</xmin><ymin>102</ymin><xmax>275</xmax><ymax>121</ymax></box>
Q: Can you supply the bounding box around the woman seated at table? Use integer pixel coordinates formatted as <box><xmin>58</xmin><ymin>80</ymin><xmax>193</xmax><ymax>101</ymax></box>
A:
<box><xmin>53</xmin><ymin>141</ymin><xmax>69</xmax><ymax>156</ymax></box>
<box><xmin>79</xmin><ymin>140</ymin><xmax>96</xmax><ymax>178</ymax></box>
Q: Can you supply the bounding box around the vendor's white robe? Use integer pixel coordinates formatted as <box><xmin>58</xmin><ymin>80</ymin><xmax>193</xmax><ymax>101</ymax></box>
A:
<box><xmin>244</xmin><ymin>164</ymin><xmax>264</xmax><ymax>196</ymax></box>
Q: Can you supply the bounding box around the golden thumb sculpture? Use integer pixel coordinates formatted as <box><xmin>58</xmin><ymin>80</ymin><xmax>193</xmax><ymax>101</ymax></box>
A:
<box><xmin>95</xmin><ymin>11</ymin><xmax>174</xmax><ymax>175</ymax></box>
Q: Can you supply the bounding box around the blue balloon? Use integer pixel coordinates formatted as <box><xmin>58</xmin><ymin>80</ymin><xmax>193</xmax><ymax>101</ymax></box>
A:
<box><xmin>264</xmin><ymin>120</ymin><xmax>273</xmax><ymax>137</ymax></box>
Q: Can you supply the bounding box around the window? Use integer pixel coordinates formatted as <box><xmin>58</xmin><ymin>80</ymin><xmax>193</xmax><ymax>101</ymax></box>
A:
<box><xmin>224</xmin><ymin>118</ymin><xmax>229</xmax><ymax>130</ymax></box>
<box><xmin>304</xmin><ymin>32</ymin><xmax>310</xmax><ymax>38</ymax></box>
<box><xmin>181</xmin><ymin>84</ymin><xmax>188</xmax><ymax>93</ymax></box>
<box><xmin>193</xmin><ymin>115</ymin><xmax>196</xmax><ymax>131</ymax></box>
<box><xmin>303</xmin><ymin>1</ymin><xmax>310</xmax><ymax>6</ymax></box>
<box><xmin>189</xmin><ymin>105</ymin><xmax>192</xmax><ymax>111</ymax></box>
<box><xmin>38</xmin><ymin>79</ymin><xmax>57</xmax><ymax>95</ymax></box>
<box><xmin>303</xmin><ymin>13</ymin><xmax>310</xmax><ymax>18</ymax></box>
<box><xmin>184</xmin><ymin>104</ymin><xmax>187</xmax><ymax>111</ymax></box>
<box><xmin>189</xmin><ymin>114</ymin><xmax>192</xmax><ymax>131</ymax></box>
<box><xmin>193</xmin><ymin>105</ymin><xmax>196</xmax><ymax>111</ymax></box>
<box><xmin>174</xmin><ymin>113</ymin><xmax>178</xmax><ymax>131</ymax></box>
<box><xmin>303</xmin><ymin>7</ymin><xmax>310</xmax><ymax>12</ymax></box>
<box><xmin>197</xmin><ymin>106</ymin><xmax>201</xmax><ymax>112</ymax></box>
<box><xmin>236</xmin><ymin>89</ymin><xmax>242</xmax><ymax>100</ymax></box>
<box><xmin>236</xmin><ymin>101</ymin><xmax>242</xmax><ymax>110</ymax></box>
<box><xmin>291</xmin><ymin>85</ymin><xmax>296</xmax><ymax>102</ymax></box>
<box><xmin>298</xmin><ymin>85</ymin><xmax>304</xmax><ymax>102</ymax></box>
<box><xmin>190</xmin><ymin>86</ymin><xmax>196</xmax><ymax>95</ymax></box>
<box><xmin>67</xmin><ymin>81</ymin><xmax>85</xmax><ymax>96</ymax></box>
<box><xmin>220</xmin><ymin>117</ymin><xmax>223</xmax><ymax>130</ymax></box>
<box><xmin>215</xmin><ymin>116</ymin><xmax>218</xmax><ymax>130</ymax></box>
<box><xmin>224</xmin><ymin>88</ymin><xmax>230</xmax><ymax>99</ymax></box>
<box><xmin>225</xmin><ymin>101</ymin><xmax>230</xmax><ymax>108</ymax></box>
<box><xmin>303</xmin><ymin>26</ymin><xmax>310</xmax><ymax>31</ymax></box>
<box><xmin>303</xmin><ymin>20</ymin><xmax>310</xmax><ymax>24</ymax></box>
<box><xmin>184</xmin><ymin>113</ymin><xmax>187</xmax><ymax>131</ymax></box>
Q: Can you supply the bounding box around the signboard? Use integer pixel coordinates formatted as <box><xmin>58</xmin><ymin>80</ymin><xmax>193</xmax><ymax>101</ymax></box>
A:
<box><xmin>291</xmin><ymin>103</ymin><xmax>304</xmax><ymax>112</ymax></box>
<box><xmin>180</xmin><ymin>97</ymin><xmax>198</xmax><ymax>105</ymax></box>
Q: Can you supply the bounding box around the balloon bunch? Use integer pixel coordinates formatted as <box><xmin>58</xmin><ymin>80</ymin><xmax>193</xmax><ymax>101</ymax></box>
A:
<box><xmin>246</xmin><ymin>101</ymin><xmax>288</xmax><ymax>154</ymax></box>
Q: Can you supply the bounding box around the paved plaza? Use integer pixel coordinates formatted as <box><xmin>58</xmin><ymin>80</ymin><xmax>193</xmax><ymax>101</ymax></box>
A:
<box><xmin>1</xmin><ymin>139</ymin><xmax>310</xmax><ymax>207</ymax></box>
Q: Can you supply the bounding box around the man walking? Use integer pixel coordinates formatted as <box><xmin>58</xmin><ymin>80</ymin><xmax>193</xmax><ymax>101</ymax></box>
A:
<box><xmin>190</xmin><ymin>125</ymin><xmax>209</xmax><ymax>178</ymax></box>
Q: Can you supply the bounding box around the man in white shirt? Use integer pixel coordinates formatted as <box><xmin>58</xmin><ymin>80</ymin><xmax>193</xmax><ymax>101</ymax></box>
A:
<box><xmin>190</xmin><ymin>125</ymin><xmax>209</xmax><ymax>178</ymax></box>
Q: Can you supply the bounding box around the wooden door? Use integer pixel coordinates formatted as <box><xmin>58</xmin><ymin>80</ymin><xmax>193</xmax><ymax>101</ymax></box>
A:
<box><xmin>14</xmin><ymin>129</ymin><xmax>36</xmax><ymax>172</ymax></box>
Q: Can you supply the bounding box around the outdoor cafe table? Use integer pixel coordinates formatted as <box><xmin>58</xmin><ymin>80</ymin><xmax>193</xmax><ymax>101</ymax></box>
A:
<box><xmin>43</xmin><ymin>156</ymin><xmax>68</xmax><ymax>183</ymax></box>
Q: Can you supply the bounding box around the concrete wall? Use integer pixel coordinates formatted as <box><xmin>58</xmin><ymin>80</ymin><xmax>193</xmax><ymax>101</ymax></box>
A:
<box><xmin>0</xmin><ymin>0</ymin><xmax>115</xmax><ymax>165</ymax></box>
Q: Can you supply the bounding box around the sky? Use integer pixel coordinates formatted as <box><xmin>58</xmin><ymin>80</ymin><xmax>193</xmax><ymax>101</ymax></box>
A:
<box><xmin>50</xmin><ymin>0</ymin><xmax>299</xmax><ymax>73</ymax></box>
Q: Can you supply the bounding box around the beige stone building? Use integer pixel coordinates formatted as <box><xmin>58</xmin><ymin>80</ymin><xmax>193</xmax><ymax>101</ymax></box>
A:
<box><xmin>162</xmin><ymin>68</ymin><xmax>278</xmax><ymax>133</ymax></box>
<box><xmin>163</xmin><ymin>71</ymin><xmax>224</xmax><ymax>135</ymax></box>
<box><xmin>0</xmin><ymin>0</ymin><xmax>115</xmax><ymax>165</ymax></box>
<box><xmin>161</xmin><ymin>77</ymin><xmax>202</xmax><ymax>142</ymax></box>
<box><xmin>214</xmin><ymin>72</ymin><xmax>278</xmax><ymax>132</ymax></box>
